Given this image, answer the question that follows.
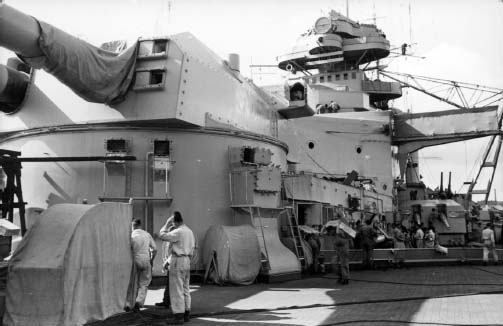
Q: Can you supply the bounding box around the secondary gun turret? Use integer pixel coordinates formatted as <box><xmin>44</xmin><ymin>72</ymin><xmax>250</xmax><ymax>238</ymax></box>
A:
<box><xmin>0</xmin><ymin>3</ymin><xmax>137</xmax><ymax>113</ymax></box>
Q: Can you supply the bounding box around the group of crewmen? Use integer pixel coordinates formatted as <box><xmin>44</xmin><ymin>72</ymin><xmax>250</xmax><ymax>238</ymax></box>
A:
<box><xmin>130</xmin><ymin>210</ymin><xmax>499</xmax><ymax>325</ymax></box>
<box><xmin>328</xmin><ymin>214</ymin><xmax>500</xmax><ymax>284</ymax></box>
<box><xmin>130</xmin><ymin>211</ymin><xmax>195</xmax><ymax>325</ymax></box>
<box><xmin>389</xmin><ymin>223</ymin><xmax>437</xmax><ymax>249</ymax></box>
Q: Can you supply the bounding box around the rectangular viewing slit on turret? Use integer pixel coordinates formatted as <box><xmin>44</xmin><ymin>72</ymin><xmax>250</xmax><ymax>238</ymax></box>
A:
<box><xmin>137</xmin><ymin>38</ymin><xmax>169</xmax><ymax>60</ymax></box>
<box><xmin>153</xmin><ymin>140</ymin><xmax>170</xmax><ymax>156</ymax></box>
<box><xmin>105</xmin><ymin>139</ymin><xmax>127</xmax><ymax>152</ymax></box>
<box><xmin>153</xmin><ymin>40</ymin><xmax>168</xmax><ymax>54</ymax></box>
<box><xmin>133</xmin><ymin>67</ymin><xmax>166</xmax><ymax>91</ymax></box>
<box><xmin>150</xmin><ymin>70</ymin><xmax>164</xmax><ymax>84</ymax></box>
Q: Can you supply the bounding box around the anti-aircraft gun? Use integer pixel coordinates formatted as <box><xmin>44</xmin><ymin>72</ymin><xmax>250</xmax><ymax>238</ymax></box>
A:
<box><xmin>397</xmin><ymin>158</ymin><xmax>467</xmax><ymax>246</ymax></box>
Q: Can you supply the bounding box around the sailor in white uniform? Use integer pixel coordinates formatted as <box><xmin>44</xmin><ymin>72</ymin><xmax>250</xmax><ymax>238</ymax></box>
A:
<box><xmin>159</xmin><ymin>211</ymin><xmax>195</xmax><ymax>324</ymax></box>
<box><xmin>482</xmin><ymin>223</ymin><xmax>499</xmax><ymax>265</ymax></box>
<box><xmin>131</xmin><ymin>218</ymin><xmax>157</xmax><ymax>310</ymax></box>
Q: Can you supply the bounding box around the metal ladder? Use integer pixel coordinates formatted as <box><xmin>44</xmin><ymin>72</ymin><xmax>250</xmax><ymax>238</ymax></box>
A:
<box><xmin>248</xmin><ymin>206</ymin><xmax>271</xmax><ymax>272</ymax></box>
<box><xmin>466</xmin><ymin>134</ymin><xmax>502</xmax><ymax>203</ymax></box>
<box><xmin>284</xmin><ymin>207</ymin><xmax>306</xmax><ymax>269</ymax></box>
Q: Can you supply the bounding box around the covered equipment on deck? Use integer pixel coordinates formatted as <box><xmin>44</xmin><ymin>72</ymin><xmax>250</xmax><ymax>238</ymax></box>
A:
<box><xmin>3</xmin><ymin>202</ymin><xmax>133</xmax><ymax>326</ymax></box>
<box><xmin>203</xmin><ymin>225</ymin><xmax>261</xmax><ymax>285</ymax></box>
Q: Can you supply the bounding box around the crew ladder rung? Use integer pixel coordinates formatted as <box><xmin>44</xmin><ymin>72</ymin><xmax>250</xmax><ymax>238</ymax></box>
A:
<box><xmin>471</xmin><ymin>189</ymin><xmax>489</xmax><ymax>195</ymax></box>
<box><xmin>248</xmin><ymin>206</ymin><xmax>271</xmax><ymax>272</ymax></box>
<box><xmin>482</xmin><ymin>162</ymin><xmax>495</xmax><ymax>167</ymax></box>
<box><xmin>284</xmin><ymin>207</ymin><xmax>306</xmax><ymax>269</ymax></box>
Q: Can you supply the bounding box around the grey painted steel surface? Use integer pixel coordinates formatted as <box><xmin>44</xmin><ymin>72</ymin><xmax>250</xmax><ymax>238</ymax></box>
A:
<box><xmin>393</xmin><ymin>105</ymin><xmax>501</xmax><ymax>145</ymax></box>
<box><xmin>0</xmin><ymin>127</ymin><xmax>288</xmax><ymax>275</ymax></box>
<box><xmin>278</xmin><ymin>110</ymin><xmax>394</xmax><ymax>210</ymax></box>
<box><xmin>393</xmin><ymin>104</ymin><xmax>502</xmax><ymax>177</ymax></box>
<box><xmin>2</xmin><ymin>3</ymin><xmax>500</xmax><ymax>291</ymax></box>
<box><xmin>0</xmin><ymin>31</ymin><xmax>279</xmax><ymax>137</ymax></box>
<box><xmin>0</xmin><ymin>3</ymin><xmax>311</xmax><ymax>280</ymax></box>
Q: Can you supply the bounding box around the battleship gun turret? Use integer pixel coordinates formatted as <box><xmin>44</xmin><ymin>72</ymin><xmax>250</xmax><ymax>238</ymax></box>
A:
<box><xmin>0</xmin><ymin>3</ymin><xmax>280</xmax><ymax>136</ymax></box>
<box><xmin>0</xmin><ymin>3</ymin><xmax>138</xmax><ymax>113</ymax></box>
<box><xmin>0</xmin><ymin>1</ymin><xmax>295</xmax><ymax>287</ymax></box>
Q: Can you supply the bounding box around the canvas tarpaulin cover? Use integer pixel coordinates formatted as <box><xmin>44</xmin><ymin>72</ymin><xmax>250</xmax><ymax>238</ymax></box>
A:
<box><xmin>202</xmin><ymin>225</ymin><xmax>261</xmax><ymax>285</ymax></box>
<box><xmin>20</xmin><ymin>20</ymin><xmax>138</xmax><ymax>105</ymax></box>
<box><xmin>3</xmin><ymin>202</ymin><xmax>133</xmax><ymax>326</ymax></box>
<box><xmin>256</xmin><ymin>217</ymin><xmax>301</xmax><ymax>276</ymax></box>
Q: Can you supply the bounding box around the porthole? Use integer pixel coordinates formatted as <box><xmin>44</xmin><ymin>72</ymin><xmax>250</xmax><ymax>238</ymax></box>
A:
<box><xmin>383</xmin><ymin>184</ymin><xmax>387</xmax><ymax>191</ymax></box>
<box><xmin>308</xmin><ymin>141</ymin><xmax>315</xmax><ymax>149</ymax></box>
<box><xmin>356</xmin><ymin>146</ymin><xmax>362</xmax><ymax>154</ymax></box>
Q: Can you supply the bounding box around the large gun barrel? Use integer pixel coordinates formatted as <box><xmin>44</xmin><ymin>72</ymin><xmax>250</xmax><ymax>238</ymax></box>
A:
<box><xmin>0</xmin><ymin>63</ymin><xmax>29</xmax><ymax>113</ymax></box>
<box><xmin>439</xmin><ymin>213</ymin><xmax>450</xmax><ymax>228</ymax></box>
<box><xmin>0</xmin><ymin>3</ymin><xmax>138</xmax><ymax>107</ymax></box>
<box><xmin>0</xmin><ymin>4</ymin><xmax>37</xmax><ymax>113</ymax></box>
<box><xmin>0</xmin><ymin>4</ymin><xmax>43</xmax><ymax>58</ymax></box>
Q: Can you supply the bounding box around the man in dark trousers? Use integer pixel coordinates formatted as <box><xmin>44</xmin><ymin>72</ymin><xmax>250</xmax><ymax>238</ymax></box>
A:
<box><xmin>334</xmin><ymin>224</ymin><xmax>351</xmax><ymax>284</ymax></box>
<box><xmin>359</xmin><ymin>218</ymin><xmax>378</xmax><ymax>269</ymax></box>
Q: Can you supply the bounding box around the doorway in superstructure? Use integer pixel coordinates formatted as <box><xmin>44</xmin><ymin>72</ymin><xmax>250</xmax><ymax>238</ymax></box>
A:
<box><xmin>296</xmin><ymin>203</ymin><xmax>308</xmax><ymax>226</ymax></box>
<box><xmin>294</xmin><ymin>202</ymin><xmax>329</xmax><ymax>229</ymax></box>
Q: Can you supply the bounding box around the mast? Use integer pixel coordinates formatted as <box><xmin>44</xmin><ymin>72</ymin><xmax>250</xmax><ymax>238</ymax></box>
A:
<box><xmin>447</xmin><ymin>171</ymin><xmax>453</xmax><ymax>199</ymax></box>
<box><xmin>439</xmin><ymin>172</ymin><xmax>444</xmax><ymax>196</ymax></box>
